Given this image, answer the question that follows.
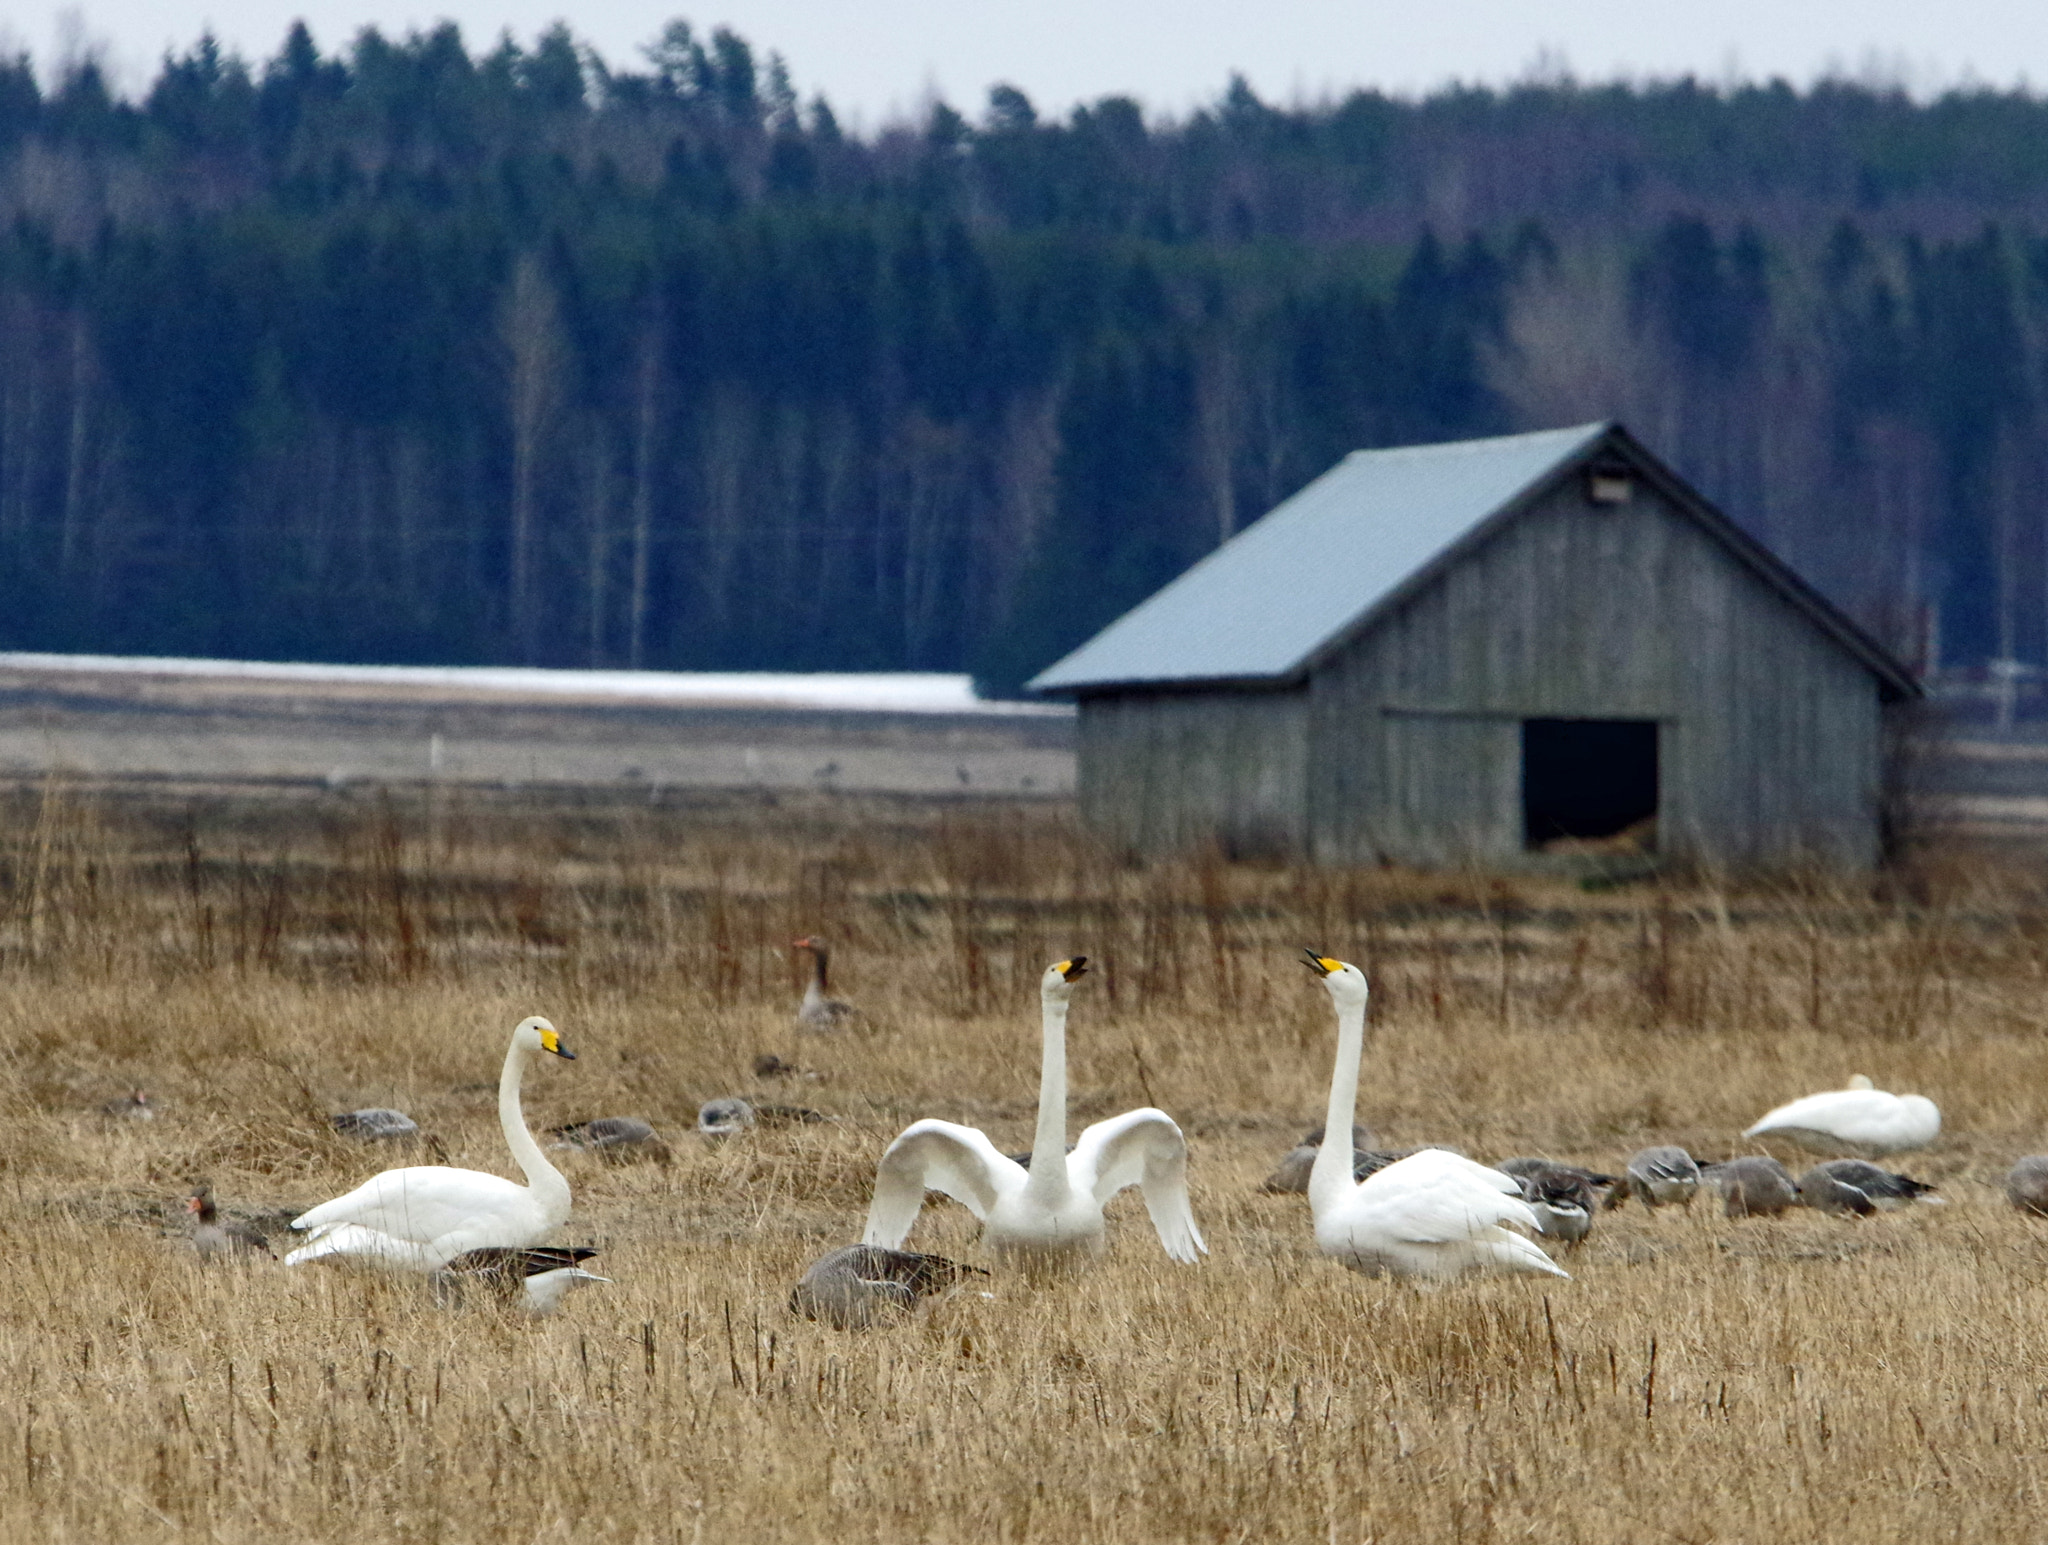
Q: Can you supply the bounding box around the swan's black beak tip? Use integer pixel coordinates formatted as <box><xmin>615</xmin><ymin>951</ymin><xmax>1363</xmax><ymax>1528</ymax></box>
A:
<box><xmin>1302</xmin><ymin>947</ymin><xmax>1335</xmax><ymax>975</ymax></box>
<box><xmin>554</xmin><ymin>1046</ymin><xmax>577</xmax><ymax>1060</ymax></box>
<box><xmin>1059</xmin><ymin>956</ymin><xmax>1089</xmax><ymax>981</ymax></box>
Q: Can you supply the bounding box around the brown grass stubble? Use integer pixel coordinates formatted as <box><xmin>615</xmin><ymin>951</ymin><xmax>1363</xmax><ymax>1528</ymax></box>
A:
<box><xmin>2</xmin><ymin>781</ymin><xmax>2047</xmax><ymax>1541</ymax></box>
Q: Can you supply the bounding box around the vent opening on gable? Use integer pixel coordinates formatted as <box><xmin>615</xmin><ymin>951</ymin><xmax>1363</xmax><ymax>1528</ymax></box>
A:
<box><xmin>1522</xmin><ymin>719</ymin><xmax>1658</xmax><ymax>854</ymax></box>
<box><xmin>1586</xmin><ymin>458</ymin><xmax>1633</xmax><ymax>505</ymax></box>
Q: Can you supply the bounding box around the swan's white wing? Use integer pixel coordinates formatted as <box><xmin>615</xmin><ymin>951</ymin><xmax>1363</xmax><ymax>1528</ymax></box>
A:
<box><xmin>862</xmin><ymin>1120</ymin><xmax>1022</xmax><ymax>1249</ymax></box>
<box><xmin>285</xmin><ymin>1223</ymin><xmax>444</xmax><ymax>1270</ymax></box>
<box><xmin>1352</xmin><ymin>1150</ymin><xmax>1548</xmax><ymax>1240</ymax></box>
<box><xmin>1069</xmin><ymin>1108</ymin><xmax>1207</xmax><ymax>1263</ymax></box>
<box><xmin>1328</xmin><ymin>1153</ymin><xmax>1566</xmax><ymax>1279</ymax></box>
<box><xmin>1358</xmin><ymin>1149</ymin><xmax>1528</xmax><ymax>1206</ymax></box>
<box><xmin>291</xmin><ymin>1166</ymin><xmax>537</xmax><ymax>1249</ymax></box>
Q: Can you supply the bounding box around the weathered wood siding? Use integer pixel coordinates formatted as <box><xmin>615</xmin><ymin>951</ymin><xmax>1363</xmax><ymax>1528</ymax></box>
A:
<box><xmin>1076</xmin><ymin>687</ymin><xmax>1308</xmax><ymax>857</ymax></box>
<box><xmin>1303</xmin><ymin>475</ymin><xmax>1884</xmax><ymax>868</ymax></box>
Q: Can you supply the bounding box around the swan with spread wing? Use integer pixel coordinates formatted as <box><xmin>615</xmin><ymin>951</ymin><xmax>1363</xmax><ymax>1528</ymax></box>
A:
<box><xmin>863</xmin><ymin>958</ymin><xmax>1205</xmax><ymax>1267</ymax></box>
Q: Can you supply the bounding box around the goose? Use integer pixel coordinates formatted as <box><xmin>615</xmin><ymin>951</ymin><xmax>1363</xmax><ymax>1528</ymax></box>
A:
<box><xmin>1795</xmin><ymin>1168</ymin><xmax>1875</xmax><ymax>1217</ymax></box>
<box><xmin>100</xmin><ymin>1089</ymin><xmax>157</xmax><ymax>1121</ymax></box>
<box><xmin>1803</xmin><ymin>1158</ymin><xmax>1940</xmax><ymax>1208</ymax></box>
<box><xmin>183</xmin><ymin>1184</ymin><xmax>274</xmax><ymax>1260</ymax></box>
<box><xmin>1625</xmin><ymin>1146</ymin><xmax>1701</xmax><ymax>1208</ymax></box>
<box><xmin>789</xmin><ymin>1244</ymin><xmax>988</xmax><ymax>1329</ymax></box>
<box><xmin>2006</xmin><ymin>1156</ymin><xmax>2048</xmax><ymax>1216</ymax></box>
<box><xmin>1702</xmin><ymin>1156</ymin><xmax>1799</xmax><ymax>1217</ymax></box>
<box><xmin>1743</xmin><ymin>1075</ymin><xmax>1940</xmax><ymax>1155</ymax></box>
<box><xmin>698</xmin><ymin>1098</ymin><xmax>757</xmax><ymax>1138</ymax></box>
<box><xmin>1496</xmin><ymin>1156</ymin><xmax>1625</xmax><ymax>1213</ymax></box>
<box><xmin>1495</xmin><ymin>1160</ymin><xmax>1601</xmax><ymax>1243</ymax></box>
<box><xmin>863</xmin><ymin>958</ymin><xmax>1205</xmax><ymax>1267</ymax></box>
<box><xmin>550</xmin><ymin>1116</ymin><xmax>672</xmax><ymax>1163</ymax></box>
<box><xmin>438</xmin><ymin>1246</ymin><xmax>610</xmax><ymax>1315</ymax></box>
<box><xmin>1300</xmin><ymin>952</ymin><xmax>1563</xmax><ymax>1281</ymax></box>
<box><xmin>793</xmin><ymin>937</ymin><xmax>858</xmax><ymax>1031</ymax></box>
<box><xmin>332</xmin><ymin>1108</ymin><xmax>419</xmax><ymax>1141</ymax></box>
<box><xmin>286</xmin><ymin>1016</ymin><xmax>576</xmax><ymax>1271</ymax></box>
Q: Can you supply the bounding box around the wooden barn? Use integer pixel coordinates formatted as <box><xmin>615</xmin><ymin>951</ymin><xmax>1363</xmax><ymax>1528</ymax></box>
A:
<box><xmin>1028</xmin><ymin>423</ymin><xmax>1920</xmax><ymax>870</ymax></box>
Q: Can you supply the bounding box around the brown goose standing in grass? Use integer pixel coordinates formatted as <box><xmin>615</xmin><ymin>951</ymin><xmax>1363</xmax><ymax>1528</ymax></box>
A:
<box><xmin>184</xmin><ymin>1185</ymin><xmax>274</xmax><ymax>1260</ymax></box>
<box><xmin>792</xmin><ymin>937</ymin><xmax>858</xmax><ymax>1031</ymax></box>
<box><xmin>438</xmin><ymin>1246</ymin><xmax>610</xmax><ymax>1315</ymax></box>
<box><xmin>1625</xmin><ymin>1146</ymin><xmax>1702</xmax><ymax>1208</ymax></box>
<box><xmin>2005</xmin><ymin>1156</ymin><xmax>2048</xmax><ymax>1216</ymax></box>
<box><xmin>1703</xmin><ymin>1156</ymin><xmax>1800</xmax><ymax>1217</ymax></box>
<box><xmin>789</xmin><ymin>1245</ymin><xmax>987</xmax><ymax>1329</ymax></box>
<box><xmin>332</xmin><ymin>1108</ymin><xmax>419</xmax><ymax>1141</ymax></box>
<box><xmin>549</xmin><ymin>1117</ymin><xmax>672</xmax><ymax>1163</ymax></box>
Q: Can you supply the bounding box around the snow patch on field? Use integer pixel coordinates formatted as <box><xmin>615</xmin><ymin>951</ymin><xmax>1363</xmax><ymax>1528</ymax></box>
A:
<box><xmin>0</xmin><ymin>653</ymin><xmax>1069</xmax><ymax>717</ymax></box>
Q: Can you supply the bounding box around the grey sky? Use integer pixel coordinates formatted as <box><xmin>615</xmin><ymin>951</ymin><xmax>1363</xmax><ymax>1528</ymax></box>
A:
<box><xmin>19</xmin><ymin>1</ymin><xmax>2048</xmax><ymax>125</ymax></box>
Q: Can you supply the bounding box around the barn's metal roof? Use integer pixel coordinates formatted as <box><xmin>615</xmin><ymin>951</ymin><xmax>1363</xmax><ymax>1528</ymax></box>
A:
<box><xmin>1029</xmin><ymin>423</ymin><xmax>1610</xmax><ymax>693</ymax></box>
<box><xmin>1030</xmin><ymin>421</ymin><xmax>1921</xmax><ymax>700</ymax></box>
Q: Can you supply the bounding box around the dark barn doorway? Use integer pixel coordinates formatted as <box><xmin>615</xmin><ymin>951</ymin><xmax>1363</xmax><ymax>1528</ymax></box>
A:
<box><xmin>1522</xmin><ymin>719</ymin><xmax>1658</xmax><ymax>849</ymax></box>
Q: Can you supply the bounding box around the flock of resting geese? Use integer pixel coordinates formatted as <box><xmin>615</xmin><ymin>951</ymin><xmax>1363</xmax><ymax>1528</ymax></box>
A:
<box><xmin>154</xmin><ymin>937</ymin><xmax>2048</xmax><ymax>1325</ymax></box>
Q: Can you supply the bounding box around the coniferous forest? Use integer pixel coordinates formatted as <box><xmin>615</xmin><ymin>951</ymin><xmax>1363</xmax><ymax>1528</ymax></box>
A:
<box><xmin>3</xmin><ymin>21</ymin><xmax>2048</xmax><ymax>688</ymax></box>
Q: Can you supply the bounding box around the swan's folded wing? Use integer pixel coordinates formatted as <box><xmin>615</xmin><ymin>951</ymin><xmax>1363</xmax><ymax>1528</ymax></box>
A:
<box><xmin>862</xmin><ymin>1120</ymin><xmax>1019</xmax><ymax>1248</ymax></box>
<box><xmin>1070</xmin><ymin>1108</ymin><xmax>1207</xmax><ymax>1262</ymax></box>
<box><xmin>1360</xmin><ymin>1148</ymin><xmax>1528</xmax><ymax>1203</ymax></box>
<box><xmin>1356</xmin><ymin>1158</ymin><xmax>1546</xmax><ymax>1242</ymax></box>
<box><xmin>284</xmin><ymin>1222</ymin><xmax>442</xmax><ymax>1269</ymax></box>
<box><xmin>290</xmin><ymin>1165</ymin><xmax>533</xmax><ymax>1247</ymax></box>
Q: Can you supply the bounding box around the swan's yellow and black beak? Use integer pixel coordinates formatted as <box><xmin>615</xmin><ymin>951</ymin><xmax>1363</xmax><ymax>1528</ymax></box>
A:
<box><xmin>1302</xmin><ymin>948</ymin><xmax>1344</xmax><ymax>977</ymax></box>
<box><xmin>1056</xmin><ymin>957</ymin><xmax>1089</xmax><ymax>981</ymax></box>
<box><xmin>539</xmin><ymin>1027</ymin><xmax>576</xmax><ymax>1060</ymax></box>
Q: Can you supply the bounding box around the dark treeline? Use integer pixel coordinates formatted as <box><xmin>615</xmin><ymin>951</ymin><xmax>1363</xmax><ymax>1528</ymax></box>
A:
<box><xmin>3</xmin><ymin>23</ymin><xmax>2048</xmax><ymax>687</ymax></box>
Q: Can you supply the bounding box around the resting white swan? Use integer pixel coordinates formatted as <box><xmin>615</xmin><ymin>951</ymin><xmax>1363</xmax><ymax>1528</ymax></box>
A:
<box><xmin>1743</xmin><ymin>1074</ymin><xmax>1940</xmax><ymax>1155</ymax></box>
<box><xmin>863</xmin><ymin>958</ymin><xmax>1205</xmax><ymax>1266</ymax></box>
<box><xmin>1302</xmin><ymin>952</ymin><xmax>1564</xmax><ymax>1281</ymax></box>
<box><xmin>286</xmin><ymin>1016</ymin><xmax>575</xmax><ymax>1270</ymax></box>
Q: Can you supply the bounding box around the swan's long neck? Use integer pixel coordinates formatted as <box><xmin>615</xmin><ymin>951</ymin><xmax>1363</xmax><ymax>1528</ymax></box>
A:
<box><xmin>1309</xmin><ymin>990</ymin><xmax>1365</xmax><ymax>1217</ymax></box>
<box><xmin>500</xmin><ymin>1041</ymin><xmax>570</xmax><ymax>1218</ymax></box>
<box><xmin>810</xmin><ymin>948</ymin><xmax>830</xmax><ymax>993</ymax></box>
<box><xmin>1024</xmin><ymin>994</ymin><xmax>1072</xmax><ymax>1202</ymax></box>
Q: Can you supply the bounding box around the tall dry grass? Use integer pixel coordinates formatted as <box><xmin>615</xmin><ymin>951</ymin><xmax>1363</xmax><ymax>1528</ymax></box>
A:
<box><xmin>2</xmin><ymin>779</ymin><xmax>2047</xmax><ymax>1542</ymax></box>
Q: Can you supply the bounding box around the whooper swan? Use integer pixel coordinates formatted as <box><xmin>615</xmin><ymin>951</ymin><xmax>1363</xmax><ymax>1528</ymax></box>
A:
<box><xmin>1301</xmin><ymin>951</ymin><xmax>1564</xmax><ymax>1281</ymax></box>
<box><xmin>286</xmin><ymin>1016</ymin><xmax>576</xmax><ymax>1271</ymax></box>
<box><xmin>1742</xmin><ymin>1074</ymin><xmax>1940</xmax><ymax>1155</ymax></box>
<box><xmin>863</xmin><ymin>958</ymin><xmax>1205</xmax><ymax>1267</ymax></box>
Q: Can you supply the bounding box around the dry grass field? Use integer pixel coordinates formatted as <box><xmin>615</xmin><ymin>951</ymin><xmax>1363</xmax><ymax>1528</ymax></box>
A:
<box><xmin>3</xmin><ymin>779</ymin><xmax>2048</xmax><ymax>1542</ymax></box>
